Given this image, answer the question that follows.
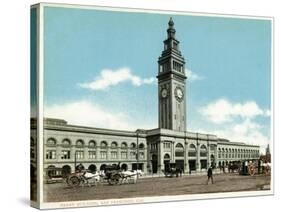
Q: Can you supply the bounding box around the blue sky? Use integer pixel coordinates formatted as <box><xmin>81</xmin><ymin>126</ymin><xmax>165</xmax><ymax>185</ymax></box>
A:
<box><xmin>41</xmin><ymin>6</ymin><xmax>271</xmax><ymax>151</ymax></box>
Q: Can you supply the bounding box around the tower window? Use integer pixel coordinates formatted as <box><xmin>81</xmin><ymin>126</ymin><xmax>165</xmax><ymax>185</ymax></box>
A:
<box><xmin>173</xmin><ymin>42</ymin><xmax>178</xmax><ymax>50</ymax></box>
<box><xmin>159</xmin><ymin>65</ymin><xmax>163</xmax><ymax>73</ymax></box>
<box><xmin>162</xmin><ymin>62</ymin><xmax>170</xmax><ymax>72</ymax></box>
<box><xmin>173</xmin><ymin>61</ymin><xmax>182</xmax><ymax>72</ymax></box>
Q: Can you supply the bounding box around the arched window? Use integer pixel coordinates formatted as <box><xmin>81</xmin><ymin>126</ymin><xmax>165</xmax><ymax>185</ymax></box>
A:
<box><xmin>218</xmin><ymin>148</ymin><xmax>221</xmax><ymax>158</ymax></box>
<box><xmin>200</xmin><ymin>145</ymin><xmax>207</xmax><ymax>150</ymax></box>
<box><xmin>139</xmin><ymin>143</ymin><xmax>145</xmax><ymax>149</ymax></box>
<box><xmin>46</xmin><ymin>165</ymin><xmax>57</xmax><ymax>178</ymax></box>
<box><xmin>47</xmin><ymin>138</ymin><xmax>56</xmax><ymax>146</ymax></box>
<box><xmin>100</xmin><ymin>164</ymin><xmax>107</xmax><ymax>171</ymax></box>
<box><xmin>62</xmin><ymin>139</ymin><xmax>71</xmax><ymax>146</ymax></box>
<box><xmin>189</xmin><ymin>144</ymin><xmax>196</xmax><ymax>150</ymax></box>
<box><xmin>88</xmin><ymin>164</ymin><xmax>97</xmax><ymax>173</ymax></box>
<box><xmin>76</xmin><ymin>139</ymin><xmax>84</xmax><ymax>147</ymax></box>
<box><xmin>188</xmin><ymin>144</ymin><xmax>196</xmax><ymax>157</ymax></box>
<box><xmin>88</xmin><ymin>140</ymin><xmax>96</xmax><ymax>148</ymax></box>
<box><xmin>121</xmin><ymin>142</ymin><xmax>128</xmax><ymax>149</ymax></box>
<box><xmin>111</xmin><ymin>142</ymin><xmax>118</xmax><ymax>148</ymax></box>
<box><xmin>200</xmin><ymin>145</ymin><xmax>207</xmax><ymax>157</ymax></box>
<box><xmin>176</xmin><ymin>143</ymin><xmax>184</xmax><ymax>148</ymax></box>
<box><xmin>130</xmin><ymin>143</ymin><xmax>136</xmax><ymax>149</ymax></box>
<box><xmin>222</xmin><ymin>148</ymin><xmax>225</xmax><ymax>158</ymax></box>
<box><xmin>100</xmin><ymin>141</ymin><xmax>108</xmax><ymax>148</ymax></box>
<box><xmin>164</xmin><ymin>153</ymin><xmax>170</xmax><ymax>160</ymax></box>
<box><xmin>121</xmin><ymin>164</ymin><xmax>128</xmax><ymax>171</ymax></box>
<box><xmin>62</xmin><ymin>165</ymin><xmax>71</xmax><ymax>177</ymax></box>
<box><xmin>175</xmin><ymin>143</ymin><xmax>184</xmax><ymax>157</ymax></box>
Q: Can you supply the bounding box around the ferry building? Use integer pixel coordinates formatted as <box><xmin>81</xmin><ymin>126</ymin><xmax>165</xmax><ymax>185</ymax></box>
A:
<box><xmin>30</xmin><ymin>18</ymin><xmax>260</xmax><ymax>177</ymax></box>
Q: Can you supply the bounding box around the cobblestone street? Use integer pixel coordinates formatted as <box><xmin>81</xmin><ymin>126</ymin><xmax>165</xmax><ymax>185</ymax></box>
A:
<box><xmin>44</xmin><ymin>173</ymin><xmax>271</xmax><ymax>202</ymax></box>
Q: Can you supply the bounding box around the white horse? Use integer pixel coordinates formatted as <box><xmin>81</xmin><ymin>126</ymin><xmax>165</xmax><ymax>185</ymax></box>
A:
<box><xmin>120</xmin><ymin>170</ymin><xmax>143</xmax><ymax>184</ymax></box>
<box><xmin>82</xmin><ymin>171</ymin><xmax>102</xmax><ymax>187</ymax></box>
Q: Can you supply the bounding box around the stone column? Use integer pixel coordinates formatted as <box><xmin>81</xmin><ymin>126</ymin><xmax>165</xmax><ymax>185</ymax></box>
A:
<box><xmin>107</xmin><ymin>147</ymin><xmax>110</xmax><ymax>161</ymax></box>
<box><xmin>184</xmin><ymin>140</ymin><xmax>189</xmax><ymax>174</ymax></box>
<box><xmin>84</xmin><ymin>147</ymin><xmax>89</xmax><ymax>163</ymax></box>
<box><xmin>70</xmin><ymin>145</ymin><xmax>76</xmax><ymax>170</ymax></box>
<box><xmin>96</xmin><ymin>147</ymin><xmax>100</xmax><ymax>161</ymax></box>
<box><xmin>196</xmin><ymin>142</ymin><xmax>201</xmax><ymax>172</ymax></box>
<box><xmin>117</xmin><ymin>147</ymin><xmax>121</xmax><ymax>161</ymax></box>
<box><xmin>158</xmin><ymin>141</ymin><xmax>164</xmax><ymax>174</ymax></box>
<box><xmin>143</xmin><ymin>149</ymin><xmax>147</xmax><ymax>174</ymax></box>
<box><xmin>56</xmin><ymin>144</ymin><xmax>62</xmax><ymax>164</ymax></box>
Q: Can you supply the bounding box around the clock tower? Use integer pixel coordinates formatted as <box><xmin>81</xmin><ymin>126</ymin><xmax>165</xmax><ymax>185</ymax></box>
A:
<box><xmin>157</xmin><ymin>18</ymin><xmax>187</xmax><ymax>132</ymax></box>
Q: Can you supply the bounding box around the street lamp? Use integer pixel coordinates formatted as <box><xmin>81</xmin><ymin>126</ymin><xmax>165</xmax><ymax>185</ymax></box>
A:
<box><xmin>136</xmin><ymin>130</ymin><xmax>140</xmax><ymax>171</ymax></box>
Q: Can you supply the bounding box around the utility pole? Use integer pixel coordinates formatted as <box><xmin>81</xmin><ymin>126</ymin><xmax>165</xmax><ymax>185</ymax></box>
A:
<box><xmin>136</xmin><ymin>130</ymin><xmax>139</xmax><ymax>170</ymax></box>
<box><xmin>74</xmin><ymin>150</ymin><xmax>77</xmax><ymax>171</ymax></box>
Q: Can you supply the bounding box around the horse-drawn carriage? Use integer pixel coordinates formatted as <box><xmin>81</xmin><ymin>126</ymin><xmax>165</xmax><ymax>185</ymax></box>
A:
<box><xmin>66</xmin><ymin>163</ymin><xmax>143</xmax><ymax>187</ymax></box>
<box><xmin>163</xmin><ymin>162</ymin><xmax>182</xmax><ymax>178</ymax></box>
<box><xmin>66</xmin><ymin>163</ymin><xmax>122</xmax><ymax>187</ymax></box>
<box><xmin>102</xmin><ymin>163</ymin><xmax>123</xmax><ymax>185</ymax></box>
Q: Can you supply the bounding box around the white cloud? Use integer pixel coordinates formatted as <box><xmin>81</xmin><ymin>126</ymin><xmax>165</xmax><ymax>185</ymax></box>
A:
<box><xmin>191</xmin><ymin>119</ymin><xmax>270</xmax><ymax>154</ymax></box>
<box><xmin>195</xmin><ymin>98</ymin><xmax>271</xmax><ymax>153</ymax></box>
<box><xmin>215</xmin><ymin>119</ymin><xmax>270</xmax><ymax>154</ymax></box>
<box><xmin>264</xmin><ymin>109</ymin><xmax>271</xmax><ymax>117</ymax></box>
<box><xmin>79</xmin><ymin>67</ymin><xmax>155</xmax><ymax>90</ymax></box>
<box><xmin>44</xmin><ymin>100</ymin><xmax>154</xmax><ymax>131</ymax></box>
<box><xmin>185</xmin><ymin>68</ymin><xmax>203</xmax><ymax>81</ymax></box>
<box><xmin>200</xmin><ymin>98</ymin><xmax>269</xmax><ymax>124</ymax></box>
<box><xmin>45</xmin><ymin>101</ymin><xmax>130</xmax><ymax>130</ymax></box>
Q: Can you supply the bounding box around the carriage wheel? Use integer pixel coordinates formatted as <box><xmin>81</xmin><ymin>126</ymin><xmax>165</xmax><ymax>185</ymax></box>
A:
<box><xmin>67</xmin><ymin>176</ymin><xmax>81</xmax><ymax>187</ymax></box>
<box><xmin>108</xmin><ymin>174</ymin><xmax>121</xmax><ymax>185</ymax></box>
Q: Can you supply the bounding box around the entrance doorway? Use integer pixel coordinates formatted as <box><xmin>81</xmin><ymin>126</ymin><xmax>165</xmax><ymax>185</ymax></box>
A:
<box><xmin>62</xmin><ymin>165</ymin><xmax>71</xmax><ymax>177</ymax></box>
<box><xmin>189</xmin><ymin>160</ymin><xmax>196</xmax><ymax>171</ymax></box>
<box><xmin>164</xmin><ymin>153</ymin><xmax>170</xmax><ymax>172</ymax></box>
<box><xmin>175</xmin><ymin>160</ymin><xmax>184</xmax><ymax>172</ymax></box>
<box><xmin>152</xmin><ymin>154</ymin><xmax>158</xmax><ymax>173</ymax></box>
<box><xmin>200</xmin><ymin>159</ymin><xmax>207</xmax><ymax>169</ymax></box>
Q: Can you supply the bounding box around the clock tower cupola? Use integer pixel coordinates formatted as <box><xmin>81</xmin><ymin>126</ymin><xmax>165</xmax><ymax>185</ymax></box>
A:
<box><xmin>157</xmin><ymin>18</ymin><xmax>187</xmax><ymax>132</ymax></box>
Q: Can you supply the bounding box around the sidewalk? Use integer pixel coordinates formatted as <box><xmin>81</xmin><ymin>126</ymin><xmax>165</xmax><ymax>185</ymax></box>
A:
<box><xmin>141</xmin><ymin>168</ymin><xmax>224</xmax><ymax>179</ymax></box>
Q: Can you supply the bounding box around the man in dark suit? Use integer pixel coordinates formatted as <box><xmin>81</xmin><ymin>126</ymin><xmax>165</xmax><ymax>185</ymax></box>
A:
<box><xmin>206</xmin><ymin>166</ymin><xmax>214</xmax><ymax>184</ymax></box>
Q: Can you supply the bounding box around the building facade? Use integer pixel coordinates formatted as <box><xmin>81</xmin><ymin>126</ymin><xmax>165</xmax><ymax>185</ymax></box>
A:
<box><xmin>30</xmin><ymin>18</ymin><xmax>260</xmax><ymax>177</ymax></box>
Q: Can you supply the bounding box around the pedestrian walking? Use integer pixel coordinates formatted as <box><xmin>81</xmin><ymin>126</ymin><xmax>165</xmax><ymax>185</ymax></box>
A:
<box><xmin>206</xmin><ymin>166</ymin><xmax>214</xmax><ymax>184</ymax></box>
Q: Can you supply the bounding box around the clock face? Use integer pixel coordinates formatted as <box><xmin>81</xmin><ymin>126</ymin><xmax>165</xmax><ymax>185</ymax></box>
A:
<box><xmin>175</xmin><ymin>87</ymin><xmax>183</xmax><ymax>101</ymax></box>
<box><xmin>161</xmin><ymin>88</ymin><xmax>168</xmax><ymax>98</ymax></box>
